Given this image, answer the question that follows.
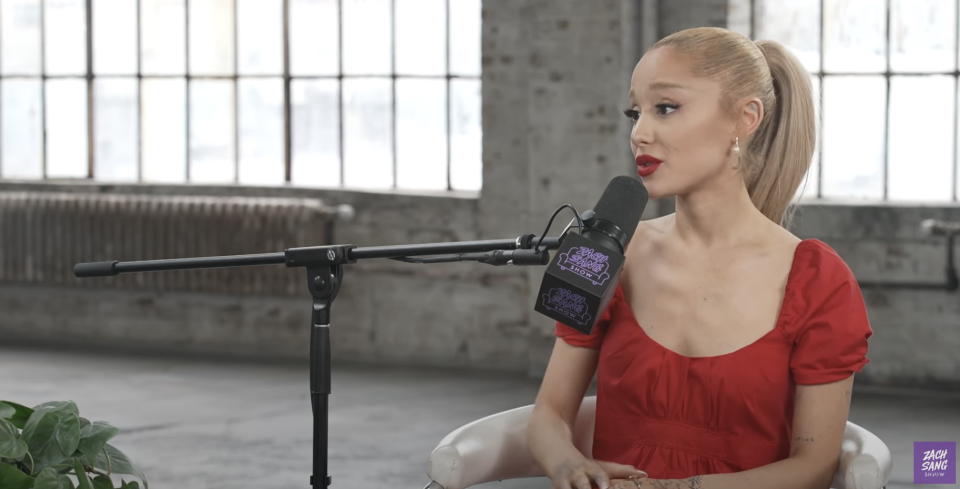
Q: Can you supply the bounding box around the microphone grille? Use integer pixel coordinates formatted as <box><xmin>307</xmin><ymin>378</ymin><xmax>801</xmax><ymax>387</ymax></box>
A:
<box><xmin>591</xmin><ymin>176</ymin><xmax>649</xmax><ymax>245</ymax></box>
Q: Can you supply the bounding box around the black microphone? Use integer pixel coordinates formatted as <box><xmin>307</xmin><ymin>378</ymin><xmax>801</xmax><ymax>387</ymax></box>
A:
<box><xmin>534</xmin><ymin>176</ymin><xmax>649</xmax><ymax>334</ymax></box>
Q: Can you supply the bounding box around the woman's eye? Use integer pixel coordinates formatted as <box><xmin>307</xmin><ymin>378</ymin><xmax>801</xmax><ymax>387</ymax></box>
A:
<box><xmin>622</xmin><ymin>109</ymin><xmax>640</xmax><ymax>122</ymax></box>
<box><xmin>656</xmin><ymin>104</ymin><xmax>678</xmax><ymax>116</ymax></box>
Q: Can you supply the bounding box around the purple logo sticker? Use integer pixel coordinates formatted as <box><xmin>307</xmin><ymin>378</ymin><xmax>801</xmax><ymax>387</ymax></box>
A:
<box><xmin>541</xmin><ymin>288</ymin><xmax>593</xmax><ymax>327</ymax></box>
<box><xmin>557</xmin><ymin>247</ymin><xmax>611</xmax><ymax>286</ymax></box>
<box><xmin>914</xmin><ymin>441</ymin><xmax>955</xmax><ymax>484</ymax></box>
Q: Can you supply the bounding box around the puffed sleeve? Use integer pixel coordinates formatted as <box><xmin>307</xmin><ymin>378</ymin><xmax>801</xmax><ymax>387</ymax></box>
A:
<box><xmin>789</xmin><ymin>243</ymin><xmax>874</xmax><ymax>385</ymax></box>
<box><xmin>553</xmin><ymin>284</ymin><xmax>622</xmax><ymax>350</ymax></box>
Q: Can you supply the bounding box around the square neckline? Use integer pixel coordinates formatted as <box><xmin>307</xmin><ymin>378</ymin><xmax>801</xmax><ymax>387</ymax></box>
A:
<box><xmin>619</xmin><ymin>238</ymin><xmax>811</xmax><ymax>360</ymax></box>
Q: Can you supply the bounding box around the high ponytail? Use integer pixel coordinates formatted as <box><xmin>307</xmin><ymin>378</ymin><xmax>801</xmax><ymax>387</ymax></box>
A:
<box><xmin>749</xmin><ymin>41</ymin><xmax>816</xmax><ymax>228</ymax></box>
<box><xmin>651</xmin><ymin>29</ymin><xmax>816</xmax><ymax>228</ymax></box>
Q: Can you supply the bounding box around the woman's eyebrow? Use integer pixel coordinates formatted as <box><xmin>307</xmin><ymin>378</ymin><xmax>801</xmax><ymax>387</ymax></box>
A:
<box><xmin>649</xmin><ymin>81</ymin><xmax>689</xmax><ymax>91</ymax></box>
<box><xmin>629</xmin><ymin>81</ymin><xmax>691</xmax><ymax>103</ymax></box>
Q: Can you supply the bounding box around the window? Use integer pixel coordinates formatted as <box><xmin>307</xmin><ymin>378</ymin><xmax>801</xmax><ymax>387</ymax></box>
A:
<box><xmin>732</xmin><ymin>0</ymin><xmax>958</xmax><ymax>202</ymax></box>
<box><xmin>0</xmin><ymin>0</ymin><xmax>482</xmax><ymax>192</ymax></box>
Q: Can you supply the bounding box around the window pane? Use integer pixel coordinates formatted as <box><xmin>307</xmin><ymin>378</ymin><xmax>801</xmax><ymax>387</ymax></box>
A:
<box><xmin>342</xmin><ymin>0</ymin><xmax>391</xmax><ymax>75</ymax></box>
<box><xmin>343</xmin><ymin>78</ymin><xmax>392</xmax><ymax>188</ymax></box>
<box><xmin>142</xmin><ymin>78</ymin><xmax>186</xmax><ymax>183</ymax></box>
<box><xmin>449</xmin><ymin>0</ymin><xmax>481</xmax><ymax>76</ymax></box>
<box><xmin>888</xmin><ymin>76</ymin><xmax>953</xmax><ymax>201</ymax></box>
<box><xmin>45</xmin><ymin>79</ymin><xmax>88</xmax><ymax>178</ymax></box>
<box><xmin>797</xmin><ymin>74</ymin><xmax>821</xmax><ymax>200</ymax></box>
<box><xmin>238</xmin><ymin>78</ymin><xmax>284</xmax><ymax>185</ymax></box>
<box><xmin>755</xmin><ymin>0</ymin><xmax>820</xmax><ymax>72</ymax></box>
<box><xmin>189</xmin><ymin>0</ymin><xmax>235</xmax><ymax>76</ymax></box>
<box><xmin>397</xmin><ymin>79</ymin><xmax>446</xmax><ymax>190</ymax></box>
<box><xmin>890</xmin><ymin>0</ymin><xmax>956</xmax><ymax>72</ymax></box>
<box><xmin>450</xmin><ymin>79</ymin><xmax>481</xmax><ymax>191</ymax></box>
<box><xmin>1</xmin><ymin>0</ymin><xmax>42</xmax><ymax>75</ymax></box>
<box><xmin>292</xmin><ymin>79</ymin><xmax>340</xmax><ymax>186</ymax></box>
<box><xmin>190</xmin><ymin>80</ymin><xmax>235</xmax><ymax>183</ymax></box>
<box><xmin>1</xmin><ymin>79</ymin><xmax>43</xmax><ymax>179</ymax></box>
<box><xmin>290</xmin><ymin>0</ymin><xmax>339</xmax><ymax>76</ymax></box>
<box><xmin>93</xmin><ymin>0</ymin><xmax>137</xmax><ymax>75</ymax></box>
<box><xmin>141</xmin><ymin>0</ymin><xmax>186</xmax><ymax>75</ymax></box>
<box><xmin>823</xmin><ymin>0</ymin><xmax>886</xmax><ymax>73</ymax></box>
<box><xmin>821</xmin><ymin>76</ymin><xmax>885</xmax><ymax>199</ymax></box>
<box><xmin>94</xmin><ymin>78</ymin><xmax>138</xmax><ymax>182</ymax></box>
<box><xmin>44</xmin><ymin>0</ymin><xmax>86</xmax><ymax>75</ymax></box>
<box><xmin>237</xmin><ymin>0</ymin><xmax>283</xmax><ymax>75</ymax></box>
<box><xmin>396</xmin><ymin>0</ymin><xmax>445</xmax><ymax>76</ymax></box>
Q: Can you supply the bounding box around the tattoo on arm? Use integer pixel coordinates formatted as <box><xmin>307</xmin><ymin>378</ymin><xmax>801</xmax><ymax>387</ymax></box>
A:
<box><xmin>685</xmin><ymin>475</ymin><xmax>702</xmax><ymax>488</ymax></box>
<box><xmin>633</xmin><ymin>479</ymin><xmax>698</xmax><ymax>489</ymax></box>
<box><xmin>793</xmin><ymin>435</ymin><xmax>816</xmax><ymax>442</ymax></box>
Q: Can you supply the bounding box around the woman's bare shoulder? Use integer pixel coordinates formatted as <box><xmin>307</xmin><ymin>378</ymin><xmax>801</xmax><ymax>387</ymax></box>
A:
<box><xmin>632</xmin><ymin>214</ymin><xmax>672</xmax><ymax>248</ymax></box>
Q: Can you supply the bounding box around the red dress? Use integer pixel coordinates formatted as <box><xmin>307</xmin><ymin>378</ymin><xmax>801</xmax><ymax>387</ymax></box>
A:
<box><xmin>554</xmin><ymin>239</ymin><xmax>874</xmax><ymax>480</ymax></box>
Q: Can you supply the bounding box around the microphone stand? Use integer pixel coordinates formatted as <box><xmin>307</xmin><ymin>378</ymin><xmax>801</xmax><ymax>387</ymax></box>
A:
<box><xmin>73</xmin><ymin>233</ymin><xmax>565</xmax><ymax>489</ymax></box>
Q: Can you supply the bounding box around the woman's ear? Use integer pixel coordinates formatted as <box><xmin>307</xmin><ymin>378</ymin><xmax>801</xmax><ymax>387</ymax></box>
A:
<box><xmin>739</xmin><ymin>98</ymin><xmax>763</xmax><ymax>136</ymax></box>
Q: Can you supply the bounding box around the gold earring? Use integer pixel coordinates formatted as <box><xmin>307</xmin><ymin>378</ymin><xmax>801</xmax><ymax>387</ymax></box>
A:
<box><xmin>732</xmin><ymin>137</ymin><xmax>741</xmax><ymax>170</ymax></box>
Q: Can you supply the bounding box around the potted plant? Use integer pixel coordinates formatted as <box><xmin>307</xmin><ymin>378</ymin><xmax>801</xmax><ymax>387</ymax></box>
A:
<box><xmin>0</xmin><ymin>400</ymin><xmax>148</xmax><ymax>489</ymax></box>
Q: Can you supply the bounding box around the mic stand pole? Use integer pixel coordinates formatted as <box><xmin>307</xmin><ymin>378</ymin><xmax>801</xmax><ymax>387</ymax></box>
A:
<box><xmin>74</xmin><ymin>234</ymin><xmax>564</xmax><ymax>489</ymax></box>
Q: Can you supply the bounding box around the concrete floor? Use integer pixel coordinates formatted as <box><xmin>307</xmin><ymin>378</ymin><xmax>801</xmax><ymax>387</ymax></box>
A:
<box><xmin>1</xmin><ymin>345</ymin><xmax>957</xmax><ymax>489</ymax></box>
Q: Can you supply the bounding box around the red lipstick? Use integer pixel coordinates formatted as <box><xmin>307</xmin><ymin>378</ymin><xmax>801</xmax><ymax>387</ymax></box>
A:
<box><xmin>636</xmin><ymin>154</ymin><xmax>663</xmax><ymax>177</ymax></box>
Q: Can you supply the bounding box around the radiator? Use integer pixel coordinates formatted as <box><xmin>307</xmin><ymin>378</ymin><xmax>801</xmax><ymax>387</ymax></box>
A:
<box><xmin>0</xmin><ymin>192</ymin><xmax>336</xmax><ymax>296</ymax></box>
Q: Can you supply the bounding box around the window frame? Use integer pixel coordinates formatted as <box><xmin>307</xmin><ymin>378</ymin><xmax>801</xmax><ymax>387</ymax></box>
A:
<box><xmin>750</xmin><ymin>0</ymin><xmax>960</xmax><ymax>202</ymax></box>
<box><xmin>0</xmin><ymin>0</ymin><xmax>480</xmax><ymax>191</ymax></box>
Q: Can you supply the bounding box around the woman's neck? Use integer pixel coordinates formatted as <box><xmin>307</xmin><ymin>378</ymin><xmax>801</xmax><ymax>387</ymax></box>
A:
<box><xmin>671</xmin><ymin>182</ymin><xmax>770</xmax><ymax>249</ymax></box>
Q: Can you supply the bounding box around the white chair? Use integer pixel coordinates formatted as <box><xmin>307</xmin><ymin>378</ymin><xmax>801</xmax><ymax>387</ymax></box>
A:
<box><xmin>425</xmin><ymin>396</ymin><xmax>892</xmax><ymax>489</ymax></box>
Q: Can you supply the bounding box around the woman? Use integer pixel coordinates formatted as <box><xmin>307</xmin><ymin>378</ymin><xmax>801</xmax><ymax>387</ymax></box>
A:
<box><xmin>528</xmin><ymin>27</ymin><xmax>873</xmax><ymax>489</ymax></box>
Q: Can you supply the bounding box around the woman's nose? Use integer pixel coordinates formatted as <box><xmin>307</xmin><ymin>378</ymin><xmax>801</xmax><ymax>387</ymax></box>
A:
<box><xmin>631</xmin><ymin>119</ymin><xmax>653</xmax><ymax>147</ymax></box>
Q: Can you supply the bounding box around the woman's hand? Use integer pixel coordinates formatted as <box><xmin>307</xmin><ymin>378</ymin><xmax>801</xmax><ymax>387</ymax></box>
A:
<box><xmin>546</xmin><ymin>457</ymin><xmax>648</xmax><ymax>489</ymax></box>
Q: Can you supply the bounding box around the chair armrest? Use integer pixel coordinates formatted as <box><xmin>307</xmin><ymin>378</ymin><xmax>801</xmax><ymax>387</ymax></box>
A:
<box><xmin>426</xmin><ymin>397</ymin><xmax>597</xmax><ymax>489</ymax></box>
<box><xmin>831</xmin><ymin>421</ymin><xmax>893</xmax><ymax>489</ymax></box>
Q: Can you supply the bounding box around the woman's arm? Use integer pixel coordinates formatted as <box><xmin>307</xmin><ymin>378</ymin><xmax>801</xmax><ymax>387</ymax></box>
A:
<box><xmin>618</xmin><ymin>375</ymin><xmax>855</xmax><ymax>489</ymax></box>
<box><xmin>528</xmin><ymin>338</ymin><xmax>600</xmax><ymax>475</ymax></box>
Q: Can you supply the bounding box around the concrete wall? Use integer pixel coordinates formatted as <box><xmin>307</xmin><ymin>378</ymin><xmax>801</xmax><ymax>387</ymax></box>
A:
<box><xmin>1</xmin><ymin>0</ymin><xmax>958</xmax><ymax>391</ymax></box>
<box><xmin>792</xmin><ymin>204</ymin><xmax>960</xmax><ymax>391</ymax></box>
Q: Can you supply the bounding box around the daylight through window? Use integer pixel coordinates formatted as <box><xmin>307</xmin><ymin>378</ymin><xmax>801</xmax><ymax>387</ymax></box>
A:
<box><xmin>745</xmin><ymin>0</ymin><xmax>959</xmax><ymax>202</ymax></box>
<box><xmin>0</xmin><ymin>0</ymin><xmax>483</xmax><ymax>192</ymax></box>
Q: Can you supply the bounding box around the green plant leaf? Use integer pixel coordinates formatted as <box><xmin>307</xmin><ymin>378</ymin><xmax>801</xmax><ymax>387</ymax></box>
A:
<box><xmin>119</xmin><ymin>480</ymin><xmax>140</xmax><ymax>489</ymax></box>
<box><xmin>55</xmin><ymin>415</ymin><xmax>81</xmax><ymax>459</ymax></box>
<box><xmin>0</xmin><ymin>418</ymin><xmax>28</xmax><ymax>459</ymax></box>
<box><xmin>0</xmin><ymin>462</ymin><xmax>36</xmax><ymax>489</ymax></box>
<box><xmin>0</xmin><ymin>402</ymin><xmax>15</xmax><ymax>420</ymax></box>
<box><xmin>20</xmin><ymin>411</ymin><xmax>75</xmax><ymax>473</ymax></box>
<box><xmin>0</xmin><ymin>402</ymin><xmax>35</xmax><ymax>430</ymax></box>
<box><xmin>93</xmin><ymin>444</ymin><xmax>147</xmax><ymax>489</ymax></box>
<box><xmin>73</xmin><ymin>458</ymin><xmax>94</xmax><ymax>489</ymax></box>
<box><xmin>91</xmin><ymin>475</ymin><xmax>114</xmax><ymax>489</ymax></box>
<box><xmin>33</xmin><ymin>402</ymin><xmax>80</xmax><ymax>419</ymax></box>
<box><xmin>34</xmin><ymin>466</ymin><xmax>76</xmax><ymax>489</ymax></box>
<box><xmin>76</xmin><ymin>422</ymin><xmax>118</xmax><ymax>467</ymax></box>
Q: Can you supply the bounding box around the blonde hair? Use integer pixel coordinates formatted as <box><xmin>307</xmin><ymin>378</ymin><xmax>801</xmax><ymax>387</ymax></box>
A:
<box><xmin>651</xmin><ymin>27</ymin><xmax>816</xmax><ymax>228</ymax></box>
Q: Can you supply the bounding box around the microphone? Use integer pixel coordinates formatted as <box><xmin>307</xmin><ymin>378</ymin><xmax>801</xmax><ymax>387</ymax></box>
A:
<box><xmin>534</xmin><ymin>176</ymin><xmax>649</xmax><ymax>334</ymax></box>
<box><xmin>920</xmin><ymin>219</ymin><xmax>960</xmax><ymax>236</ymax></box>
